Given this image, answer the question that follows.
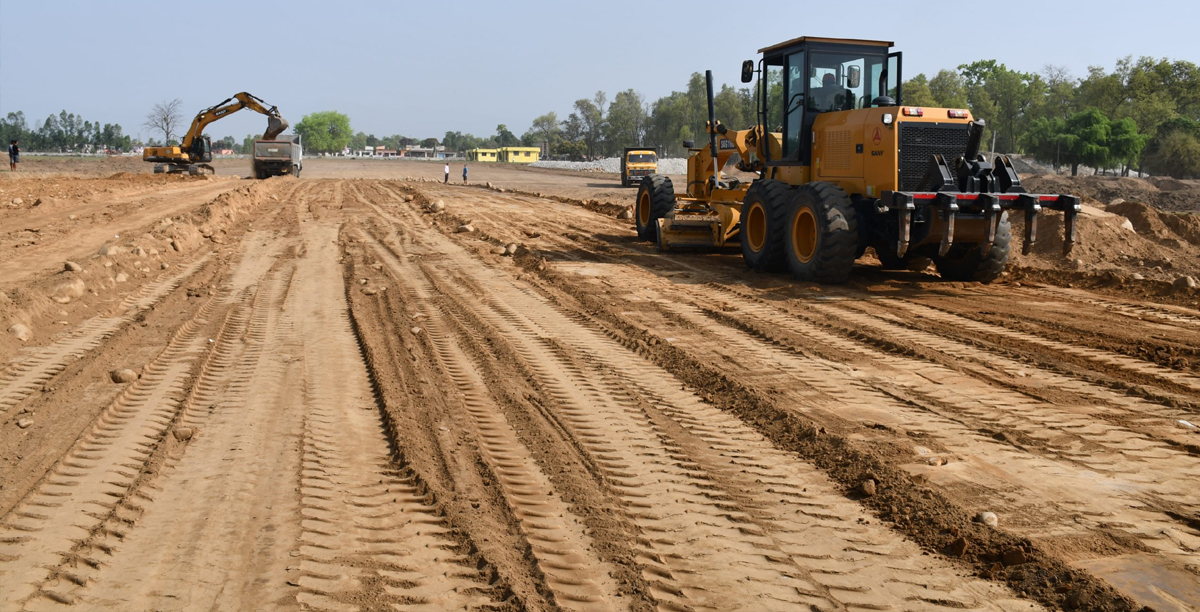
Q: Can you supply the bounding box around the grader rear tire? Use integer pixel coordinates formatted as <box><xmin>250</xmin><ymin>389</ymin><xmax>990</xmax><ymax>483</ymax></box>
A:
<box><xmin>784</xmin><ymin>182</ymin><xmax>858</xmax><ymax>284</ymax></box>
<box><xmin>636</xmin><ymin>175</ymin><xmax>675</xmax><ymax>242</ymax></box>
<box><xmin>934</xmin><ymin>212</ymin><xmax>1012</xmax><ymax>283</ymax></box>
<box><xmin>740</xmin><ymin>179</ymin><xmax>792</xmax><ymax>272</ymax></box>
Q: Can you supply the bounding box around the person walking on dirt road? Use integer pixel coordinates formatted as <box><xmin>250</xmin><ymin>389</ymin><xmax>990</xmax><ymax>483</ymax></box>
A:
<box><xmin>8</xmin><ymin>140</ymin><xmax>18</xmax><ymax>171</ymax></box>
<box><xmin>444</xmin><ymin>162</ymin><xmax>450</xmax><ymax>183</ymax></box>
<box><xmin>462</xmin><ymin>165</ymin><xmax>468</xmax><ymax>184</ymax></box>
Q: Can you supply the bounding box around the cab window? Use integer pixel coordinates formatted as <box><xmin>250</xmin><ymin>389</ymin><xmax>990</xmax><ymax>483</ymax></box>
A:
<box><xmin>808</xmin><ymin>51</ymin><xmax>884</xmax><ymax>113</ymax></box>
<box><xmin>783</xmin><ymin>50</ymin><xmax>805</xmax><ymax>158</ymax></box>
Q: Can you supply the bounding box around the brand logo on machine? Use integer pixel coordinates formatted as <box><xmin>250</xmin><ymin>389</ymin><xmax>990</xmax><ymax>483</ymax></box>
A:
<box><xmin>871</xmin><ymin>127</ymin><xmax>882</xmax><ymax>145</ymax></box>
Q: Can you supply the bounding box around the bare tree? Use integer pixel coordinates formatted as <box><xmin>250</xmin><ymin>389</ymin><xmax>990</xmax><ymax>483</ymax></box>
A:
<box><xmin>143</xmin><ymin>99</ymin><xmax>183</xmax><ymax>144</ymax></box>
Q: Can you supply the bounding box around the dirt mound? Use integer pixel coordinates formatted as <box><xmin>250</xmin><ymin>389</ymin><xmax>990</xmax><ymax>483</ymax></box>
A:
<box><xmin>1107</xmin><ymin>200</ymin><xmax>1200</xmax><ymax>247</ymax></box>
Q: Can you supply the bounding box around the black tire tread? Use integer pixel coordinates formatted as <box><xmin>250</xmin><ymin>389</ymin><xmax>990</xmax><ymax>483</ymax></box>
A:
<box><xmin>635</xmin><ymin>175</ymin><xmax>675</xmax><ymax>242</ymax></box>
<box><xmin>741</xmin><ymin>179</ymin><xmax>792</xmax><ymax>272</ymax></box>
<box><xmin>787</xmin><ymin>182</ymin><xmax>859</xmax><ymax>284</ymax></box>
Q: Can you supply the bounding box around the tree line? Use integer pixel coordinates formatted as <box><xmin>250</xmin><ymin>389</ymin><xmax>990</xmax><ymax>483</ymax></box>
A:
<box><xmin>284</xmin><ymin>53</ymin><xmax>1200</xmax><ymax>180</ymax></box>
<box><xmin>903</xmin><ymin>56</ymin><xmax>1199</xmax><ymax>178</ymax></box>
<box><xmin>0</xmin><ymin>110</ymin><xmax>133</xmax><ymax>153</ymax></box>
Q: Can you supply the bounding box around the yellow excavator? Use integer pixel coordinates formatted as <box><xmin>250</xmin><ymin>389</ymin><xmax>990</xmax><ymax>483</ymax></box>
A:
<box><xmin>636</xmin><ymin>37</ymin><xmax>1081</xmax><ymax>283</ymax></box>
<box><xmin>143</xmin><ymin>92</ymin><xmax>287</xmax><ymax>175</ymax></box>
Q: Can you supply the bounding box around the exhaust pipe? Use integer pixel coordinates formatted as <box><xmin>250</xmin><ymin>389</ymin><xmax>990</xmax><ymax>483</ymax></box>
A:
<box><xmin>706</xmin><ymin>70</ymin><xmax>719</xmax><ymax>191</ymax></box>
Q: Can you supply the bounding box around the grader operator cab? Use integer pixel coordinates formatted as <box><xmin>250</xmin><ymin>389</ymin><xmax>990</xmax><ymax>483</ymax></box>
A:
<box><xmin>636</xmin><ymin>37</ymin><xmax>1081</xmax><ymax>283</ymax></box>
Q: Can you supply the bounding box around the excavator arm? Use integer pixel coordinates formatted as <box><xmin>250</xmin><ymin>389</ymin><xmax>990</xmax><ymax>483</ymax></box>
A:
<box><xmin>179</xmin><ymin>92</ymin><xmax>288</xmax><ymax>150</ymax></box>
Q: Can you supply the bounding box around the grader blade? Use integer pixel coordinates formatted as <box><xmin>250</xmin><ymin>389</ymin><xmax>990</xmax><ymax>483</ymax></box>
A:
<box><xmin>656</xmin><ymin>216</ymin><xmax>721</xmax><ymax>251</ymax></box>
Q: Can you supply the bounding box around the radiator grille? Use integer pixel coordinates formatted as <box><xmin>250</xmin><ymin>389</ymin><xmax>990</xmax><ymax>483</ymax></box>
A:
<box><xmin>898</xmin><ymin>123</ymin><xmax>970</xmax><ymax>191</ymax></box>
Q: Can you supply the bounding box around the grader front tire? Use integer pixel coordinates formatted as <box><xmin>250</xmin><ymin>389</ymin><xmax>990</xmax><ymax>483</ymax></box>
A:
<box><xmin>740</xmin><ymin>179</ymin><xmax>792</xmax><ymax>272</ymax></box>
<box><xmin>636</xmin><ymin>175</ymin><xmax>675</xmax><ymax>242</ymax></box>
<box><xmin>784</xmin><ymin>182</ymin><xmax>858</xmax><ymax>284</ymax></box>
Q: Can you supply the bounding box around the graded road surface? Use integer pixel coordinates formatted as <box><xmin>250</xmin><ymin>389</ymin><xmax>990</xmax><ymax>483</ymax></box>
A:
<box><xmin>1</xmin><ymin>158</ymin><xmax>1198</xmax><ymax>612</ymax></box>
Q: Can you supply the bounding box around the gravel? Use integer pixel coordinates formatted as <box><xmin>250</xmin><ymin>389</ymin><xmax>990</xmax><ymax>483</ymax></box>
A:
<box><xmin>532</xmin><ymin>157</ymin><xmax>690</xmax><ymax>175</ymax></box>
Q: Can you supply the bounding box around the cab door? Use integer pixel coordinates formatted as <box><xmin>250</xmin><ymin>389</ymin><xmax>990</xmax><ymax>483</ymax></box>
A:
<box><xmin>781</xmin><ymin>49</ymin><xmax>806</xmax><ymax>162</ymax></box>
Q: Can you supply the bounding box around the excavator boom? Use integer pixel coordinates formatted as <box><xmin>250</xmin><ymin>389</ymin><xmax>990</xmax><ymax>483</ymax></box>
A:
<box><xmin>180</xmin><ymin>92</ymin><xmax>287</xmax><ymax>149</ymax></box>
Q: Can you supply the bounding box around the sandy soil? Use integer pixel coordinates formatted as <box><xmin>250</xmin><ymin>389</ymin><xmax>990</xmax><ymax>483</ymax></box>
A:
<box><xmin>1</xmin><ymin>157</ymin><xmax>1198</xmax><ymax>612</ymax></box>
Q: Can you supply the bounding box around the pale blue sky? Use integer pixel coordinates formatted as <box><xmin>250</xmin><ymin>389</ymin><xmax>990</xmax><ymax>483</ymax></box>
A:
<box><xmin>2</xmin><ymin>0</ymin><xmax>1197</xmax><ymax>142</ymax></box>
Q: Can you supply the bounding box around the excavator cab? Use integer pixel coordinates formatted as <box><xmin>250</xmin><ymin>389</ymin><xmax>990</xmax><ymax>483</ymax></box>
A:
<box><xmin>190</xmin><ymin>136</ymin><xmax>213</xmax><ymax>164</ymax></box>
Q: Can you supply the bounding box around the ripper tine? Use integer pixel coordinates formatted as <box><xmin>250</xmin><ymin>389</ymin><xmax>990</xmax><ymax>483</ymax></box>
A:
<box><xmin>937</xmin><ymin>193</ymin><xmax>958</xmax><ymax>257</ymax></box>
<box><xmin>979</xmin><ymin>194</ymin><xmax>999</xmax><ymax>254</ymax></box>
<box><xmin>1061</xmin><ymin>195</ymin><xmax>1081</xmax><ymax>256</ymax></box>
<box><xmin>1019</xmin><ymin>194</ymin><xmax>1041</xmax><ymax>255</ymax></box>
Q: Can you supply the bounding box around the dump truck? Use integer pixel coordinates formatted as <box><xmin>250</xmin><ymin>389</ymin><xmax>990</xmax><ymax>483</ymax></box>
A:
<box><xmin>252</xmin><ymin>134</ymin><xmax>302</xmax><ymax>179</ymax></box>
<box><xmin>144</xmin><ymin>92</ymin><xmax>287</xmax><ymax>176</ymax></box>
<box><xmin>636</xmin><ymin>36</ymin><xmax>1080</xmax><ymax>283</ymax></box>
<box><xmin>620</xmin><ymin>147</ymin><xmax>658</xmax><ymax>187</ymax></box>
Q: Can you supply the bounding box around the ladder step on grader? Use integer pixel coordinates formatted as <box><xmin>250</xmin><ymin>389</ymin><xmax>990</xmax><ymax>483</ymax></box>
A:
<box><xmin>636</xmin><ymin>36</ymin><xmax>1080</xmax><ymax>283</ymax></box>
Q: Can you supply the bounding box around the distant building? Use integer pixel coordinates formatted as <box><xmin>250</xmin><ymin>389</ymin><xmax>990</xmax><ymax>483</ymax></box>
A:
<box><xmin>404</xmin><ymin>145</ymin><xmax>437</xmax><ymax>159</ymax></box>
<box><xmin>466</xmin><ymin>148</ymin><xmax>498</xmax><ymax>162</ymax></box>
<box><xmin>497</xmin><ymin>146</ymin><xmax>540</xmax><ymax>163</ymax></box>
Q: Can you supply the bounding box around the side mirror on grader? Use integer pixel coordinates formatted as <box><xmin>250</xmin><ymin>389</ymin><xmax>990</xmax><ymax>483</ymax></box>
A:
<box><xmin>740</xmin><ymin>60</ymin><xmax>755</xmax><ymax>83</ymax></box>
<box><xmin>634</xmin><ymin>36</ymin><xmax>1083</xmax><ymax>285</ymax></box>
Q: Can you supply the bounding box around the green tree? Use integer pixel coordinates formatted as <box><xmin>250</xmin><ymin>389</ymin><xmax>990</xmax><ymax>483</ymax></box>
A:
<box><xmin>494</xmin><ymin>124</ymin><xmax>518</xmax><ymax>147</ymax></box>
<box><xmin>1145</xmin><ymin>130</ymin><xmax>1200</xmax><ymax>179</ymax></box>
<box><xmin>901</xmin><ymin>74</ymin><xmax>936</xmax><ymax>107</ymax></box>
<box><xmin>929</xmin><ymin>69</ymin><xmax>969</xmax><ymax>108</ymax></box>
<box><xmin>1143</xmin><ymin>117</ymin><xmax>1200</xmax><ymax>178</ymax></box>
<box><xmin>294</xmin><ymin>111</ymin><xmax>352</xmax><ymax>153</ymax></box>
<box><xmin>349</xmin><ymin>131</ymin><xmax>367</xmax><ymax>151</ymax></box>
<box><xmin>573</xmin><ymin>94</ymin><xmax>606</xmax><ymax>158</ymax></box>
<box><xmin>605</xmin><ymin>89</ymin><xmax>648</xmax><ymax>149</ymax></box>
<box><xmin>527</xmin><ymin>112</ymin><xmax>560</xmax><ymax>152</ymax></box>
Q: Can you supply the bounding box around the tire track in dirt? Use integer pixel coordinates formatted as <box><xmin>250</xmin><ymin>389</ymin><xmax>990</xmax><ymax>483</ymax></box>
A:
<box><xmin>356</xmin><ymin>223</ymin><xmax>619</xmax><ymax>611</ymax></box>
<box><xmin>23</xmin><ymin>270</ymin><xmax>280</xmax><ymax>610</ymax></box>
<box><xmin>398</xmin><ymin>183</ymin><xmax>1200</xmax><ymax>610</ymax></box>
<box><xmin>374</xmin><ymin>190</ymin><xmax>1039</xmax><ymax>612</ymax></box>
<box><xmin>695</xmin><ymin>285</ymin><xmax>1200</xmax><ymax>546</ymax></box>
<box><xmin>884</xmin><ymin>297</ymin><xmax>1200</xmax><ymax>395</ymax></box>
<box><xmin>0</xmin><ymin>256</ymin><xmax>210</xmax><ymax>417</ymax></box>
<box><xmin>292</xmin><ymin>220</ymin><xmax>498</xmax><ymax>611</ymax></box>
<box><xmin>1022</xmin><ymin>285</ymin><xmax>1200</xmax><ymax>331</ymax></box>
<box><xmin>0</xmin><ymin>287</ymin><xmax>220</xmax><ymax>608</ymax></box>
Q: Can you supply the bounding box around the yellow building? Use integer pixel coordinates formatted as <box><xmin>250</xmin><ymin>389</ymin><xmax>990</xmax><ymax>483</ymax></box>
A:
<box><xmin>497</xmin><ymin>146</ymin><xmax>540</xmax><ymax>163</ymax></box>
<box><xmin>466</xmin><ymin>148</ymin><xmax>498</xmax><ymax>162</ymax></box>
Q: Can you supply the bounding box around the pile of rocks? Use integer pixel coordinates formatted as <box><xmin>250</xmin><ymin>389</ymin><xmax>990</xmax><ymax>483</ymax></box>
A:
<box><xmin>531</xmin><ymin>158</ymin><xmax>689</xmax><ymax>175</ymax></box>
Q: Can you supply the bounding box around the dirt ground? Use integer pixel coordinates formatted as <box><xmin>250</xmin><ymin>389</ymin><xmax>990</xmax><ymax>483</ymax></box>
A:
<box><xmin>1</xmin><ymin>157</ymin><xmax>1198</xmax><ymax>612</ymax></box>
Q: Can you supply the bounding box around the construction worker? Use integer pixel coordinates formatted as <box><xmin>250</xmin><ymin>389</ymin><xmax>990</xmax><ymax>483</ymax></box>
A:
<box><xmin>444</xmin><ymin>162</ymin><xmax>450</xmax><ymax>183</ymax></box>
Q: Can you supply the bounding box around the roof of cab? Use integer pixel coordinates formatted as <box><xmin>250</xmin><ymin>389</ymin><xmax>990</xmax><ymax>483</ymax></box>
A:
<box><xmin>759</xmin><ymin>36</ymin><xmax>893</xmax><ymax>54</ymax></box>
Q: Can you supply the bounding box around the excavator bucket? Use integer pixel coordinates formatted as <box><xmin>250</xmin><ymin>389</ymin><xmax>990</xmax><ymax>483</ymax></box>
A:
<box><xmin>263</xmin><ymin>116</ymin><xmax>288</xmax><ymax>140</ymax></box>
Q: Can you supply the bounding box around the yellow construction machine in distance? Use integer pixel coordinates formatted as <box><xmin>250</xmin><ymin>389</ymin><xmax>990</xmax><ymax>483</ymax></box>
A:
<box><xmin>636</xmin><ymin>37</ymin><xmax>1081</xmax><ymax>283</ymax></box>
<box><xmin>144</xmin><ymin>92</ymin><xmax>287</xmax><ymax>175</ymax></box>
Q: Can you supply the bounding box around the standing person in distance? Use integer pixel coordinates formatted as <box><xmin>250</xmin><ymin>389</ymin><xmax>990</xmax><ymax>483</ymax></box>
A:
<box><xmin>8</xmin><ymin>140</ymin><xmax>18</xmax><ymax>172</ymax></box>
<box><xmin>462</xmin><ymin>164</ymin><xmax>468</xmax><ymax>184</ymax></box>
<box><xmin>444</xmin><ymin>161</ymin><xmax>450</xmax><ymax>184</ymax></box>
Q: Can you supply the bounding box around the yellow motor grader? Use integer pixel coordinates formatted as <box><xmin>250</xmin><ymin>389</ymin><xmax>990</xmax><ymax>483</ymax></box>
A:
<box><xmin>635</xmin><ymin>36</ymin><xmax>1080</xmax><ymax>283</ymax></box>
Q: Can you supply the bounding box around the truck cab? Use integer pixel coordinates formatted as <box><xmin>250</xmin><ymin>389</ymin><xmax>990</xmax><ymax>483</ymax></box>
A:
<box><xmin>621</xmin><ymin>147</ymin><xmax>658</xmax><ymax>187</ymax></box>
